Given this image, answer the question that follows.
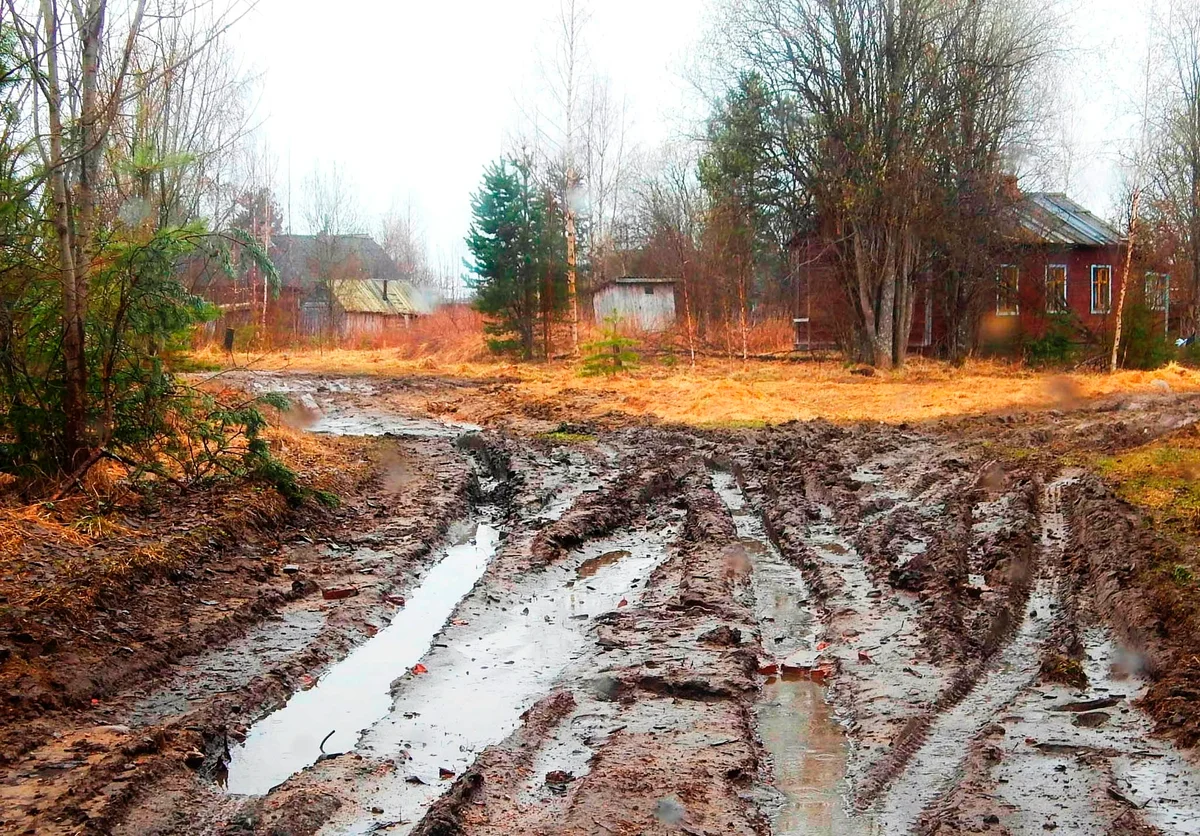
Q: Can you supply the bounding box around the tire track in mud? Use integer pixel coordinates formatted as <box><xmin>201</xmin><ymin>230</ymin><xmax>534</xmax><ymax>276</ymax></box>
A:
<box><xmin>867</xmin><ymin>476</ymin><xmax>1072</xmax><ymax>833</ymax></box>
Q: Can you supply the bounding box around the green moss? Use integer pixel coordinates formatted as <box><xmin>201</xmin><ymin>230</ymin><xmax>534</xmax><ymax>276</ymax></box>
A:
<box><xmin>537</xmin><ymin>431</ymin><xmax>595</xmax><ymax>444</ymax></box>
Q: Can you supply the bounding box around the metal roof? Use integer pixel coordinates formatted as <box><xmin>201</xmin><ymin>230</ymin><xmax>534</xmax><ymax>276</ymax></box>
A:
<box><xmin>1015</xmin><ymin>193</ymin><xmax>1123</xmax><ymax>247</ymax></box>
<box><xmin>331</xmin><ymin>279</ymin><xmax>419</xmax><ymax>316</ymax></box>
<box><xmin>614</xmin><ymin>277</ymin><xmax>678</xmax><ymax>285</ymax></box>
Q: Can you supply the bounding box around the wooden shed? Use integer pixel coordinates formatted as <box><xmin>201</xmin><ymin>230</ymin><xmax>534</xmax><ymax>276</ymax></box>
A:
<box><xmin>301</xmin><ymin>278</ymin><xmax>420</xmax><ymax>339</ymax></box>
<box><xmin>593</xmin><ymin>277</ymin><xmax>678</xmax><ymax>332</ymax></box>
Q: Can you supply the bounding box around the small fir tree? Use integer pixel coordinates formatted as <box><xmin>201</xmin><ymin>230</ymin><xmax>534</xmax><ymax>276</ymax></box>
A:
<box><xmin>580</xmin><ymin>316</ymin><xmax>640</xmax><ymax>376</ymax></box>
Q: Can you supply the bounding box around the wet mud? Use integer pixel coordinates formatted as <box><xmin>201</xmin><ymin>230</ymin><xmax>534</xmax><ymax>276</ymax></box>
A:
<box><xmin>5</xmin><ymin>376</ymin><xmax>1200</xmax><ymax>836</ymax></box>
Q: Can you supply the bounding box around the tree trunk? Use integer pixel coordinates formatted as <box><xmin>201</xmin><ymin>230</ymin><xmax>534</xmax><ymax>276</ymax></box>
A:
<box><xmin>1110</xmin><ymin>189</ymin><xmax>1141</xmax><ymax>373</ymax></box>
<box><xmin>41</xmin><ymin>0</ymin><xmax>87</xmax><ymax>466</ymax></box>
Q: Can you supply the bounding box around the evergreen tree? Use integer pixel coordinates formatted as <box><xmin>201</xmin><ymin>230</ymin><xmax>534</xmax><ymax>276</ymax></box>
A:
<box><xmin>466</xmin><ymin>158</ymin><xmax>565</xmax><ymax>359</ymax></box>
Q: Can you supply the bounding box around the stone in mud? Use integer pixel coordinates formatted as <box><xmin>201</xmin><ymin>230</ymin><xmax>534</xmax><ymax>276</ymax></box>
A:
<box><xmin>1073</xmin><ymin>711</ymin><xmax>1111</xmax><ymax>728</ymax></box>
<box><xmin>183</xmin><ymin>749</ymin><xmax>205</xmax><ymax>768</ymax></box>
<box><xmin>544</xmin><ymin>770</ymin><xmax>575</xmax><ymax>788</ymax></box>
<box><xmin>587</xmin><ymin>675</ymin><xmax>621</xmax><ymax>701</ymax></box>
<box><xmin>781</xmin><ymin>650</ymin><xmax>822</xmax><ymax>674</ymax></box>
<box><xmin>321</xmin><ymin>586</ymin><xmax>360</xmax><ymax>601</ymax></box>
<box><xmin>654</xmin><ymin>796</ymin><xmax>686</xmax><ymax>825</ymax></box>
<box><xmin>282</xmin><ymin>564</ymin><xmax>301</xmax><ymax>575</ymax></box>
<box><xmin>699</xmin><ymin>625</ymin><xmax>742</xmax><ymax>646</ymax></box>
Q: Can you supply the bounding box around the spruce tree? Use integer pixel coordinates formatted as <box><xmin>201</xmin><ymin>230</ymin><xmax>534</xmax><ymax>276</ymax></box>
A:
<box><xmin>466</xmin><ymin>158</ymin><xmax>565</xmax><ymax>359</ymax></box>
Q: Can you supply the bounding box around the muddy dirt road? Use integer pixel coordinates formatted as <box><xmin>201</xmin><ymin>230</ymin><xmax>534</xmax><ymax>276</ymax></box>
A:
<box><xmin>3</xmin><ymin>372</ymin><xmax>1200</xmax><ymax>836</ymax></box>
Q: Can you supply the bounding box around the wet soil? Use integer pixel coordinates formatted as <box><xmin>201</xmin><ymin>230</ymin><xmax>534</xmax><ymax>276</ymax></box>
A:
<box><xmin>3</xmin><ymin>374</ymin><xmax>1200</xmax><ymax>836</ymax></box>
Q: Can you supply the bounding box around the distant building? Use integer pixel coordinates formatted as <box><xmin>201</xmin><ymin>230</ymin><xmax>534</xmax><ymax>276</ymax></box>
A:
<box><xmin>593</xmin><ymin>277</ymin><xmax>678</xmax><ymax>332</ymax></box>
<box><xmin>793</xmin><ymin>192</ymin><xmax>1170</xmax><ymax>353</ymax></box>
<box><xmin>301</xmin><ymin>278</ymin><xmax>420</xmax><ymax>339</ymax></box>
<box><xmin>191</xmin><ymin>233</ymin><xmax>423</xmax><ymax>342</ymax></box>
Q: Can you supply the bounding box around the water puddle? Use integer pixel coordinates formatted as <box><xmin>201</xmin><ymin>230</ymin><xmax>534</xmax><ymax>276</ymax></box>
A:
<box><xmin>222</xmin><ymin>523</ymin><xmax>501</xmax><ymax>795</ymax></box>
<box><xmin>241</xmin><ymin>374</ymin><xmax>478</xmax><ymax>439</ymax></box>
<box><xmin>326</xmin><ymin>524</ymin><xmax>679</xmax><ymax>834</ymax></box>
<box><xmin>711</xmin><ymin>471</ymin><xmax>869</xmax><ymax>835</ymax></box>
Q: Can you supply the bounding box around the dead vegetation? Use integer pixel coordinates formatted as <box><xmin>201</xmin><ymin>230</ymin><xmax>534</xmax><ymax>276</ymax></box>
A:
<box><xmin>191</xmin><ymin>349</ymin><xmax>1200</xmax><ymax>428</ymax></box>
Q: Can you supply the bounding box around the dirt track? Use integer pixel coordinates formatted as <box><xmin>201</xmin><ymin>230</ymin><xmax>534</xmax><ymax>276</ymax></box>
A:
<box><xmin>3</xmin><ymin>372</ymin><xmax>1200</xmax><ymax>836</ymax></box>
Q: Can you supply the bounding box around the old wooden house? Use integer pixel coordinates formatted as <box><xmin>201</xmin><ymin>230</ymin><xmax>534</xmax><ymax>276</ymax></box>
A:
<box><xmin>793</xmin><ymin>192</ymin><xmax>1170</xmax><ymax>354</ymax></box>
<box><xmin>192</xmin><ymin>233</ymin><xmax>422</xmax><ymax>343</ymax></box>
<box><xmin>593</xmin><ymin>277</ymin><xmax>678</xmax><ymax>332</ymax></box>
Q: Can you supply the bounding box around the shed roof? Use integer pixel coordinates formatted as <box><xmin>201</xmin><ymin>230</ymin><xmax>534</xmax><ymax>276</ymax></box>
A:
<box><xmin>271</xmin><ymin>234</ymin><xmax>403</xmax><ymax>289</ymax></box>
<box><xmin>615</xmin><ymin>276</ymin><xmax>678</xmax><ymax>284</ymax></box>
<box><xmin>331</xmin><ymin>279</ymin><xmax>419</xmax><ymax>316</ymax></box>
<box><xmin>1015</xmin><ymin>193</ymin><xmax>1123</xmax><ymax>247</ymax></box>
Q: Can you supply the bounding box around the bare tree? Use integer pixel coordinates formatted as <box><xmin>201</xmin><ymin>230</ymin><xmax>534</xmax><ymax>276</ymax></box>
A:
<box><xmin>303</xmin><ymin>161</ymin><xmax>363</xmax><ymax>342</ymax></box>
<box><xmin>1145</xmin><ymin>0</ymin><xmax>1200</xmax><ymax>337</ymax></box>
<box><xmin>378</xmin><ymin>196</ymin><xmax>434</xmax><ymax>288</ymax></box>
<box><xmin>718</xmin><ymin>0</ymin><xmax>1048</xmax><ymax>368</ymax></box>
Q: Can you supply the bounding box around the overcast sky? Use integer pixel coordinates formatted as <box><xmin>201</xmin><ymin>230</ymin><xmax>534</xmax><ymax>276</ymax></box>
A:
<box><xmin>234</xmin><ymin>0</ymin><xmax>1154</xmax><ymax>261</ymax></box>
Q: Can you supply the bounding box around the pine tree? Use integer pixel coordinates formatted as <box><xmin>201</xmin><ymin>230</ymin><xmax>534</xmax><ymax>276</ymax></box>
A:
<box><xmin>466</xmin><ymin>157</ymin><xmax>565</xmax><ymax>359</ymax></box>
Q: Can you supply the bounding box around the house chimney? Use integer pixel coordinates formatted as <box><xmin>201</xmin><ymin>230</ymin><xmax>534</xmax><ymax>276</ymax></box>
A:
<box><xmin>383</xmin><ymin>279</ymin><xmax>388</xmax><ymax>300</ymax></box>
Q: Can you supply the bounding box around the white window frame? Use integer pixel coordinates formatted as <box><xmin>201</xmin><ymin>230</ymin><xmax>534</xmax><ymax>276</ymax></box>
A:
<box><xmin>1045</xmin><ymin>264</ymin><xmax>1068</xmax><ymax>313</ymax></box>
<box><xmin>1090</xmin><ymin>265</ymin><xmax>1112</xmax><ymax>314</ymax></box>
<box><xmin>1145</xmin><ymin>272</ymin><xmax>1170</xmax><ymax>311</ymax></box>
<box><xmin>996</xmin><ymin>264</ymin><xmax>1019</xmax><ymax>316</ymax></box>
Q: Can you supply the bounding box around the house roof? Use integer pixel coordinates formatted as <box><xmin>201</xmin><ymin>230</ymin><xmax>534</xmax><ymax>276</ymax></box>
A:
<box><xmin>271</xmin><ymin>234</ymin><xmax>403</xmax><ymax>289</ymax></box>
<box><xmin>1015</xmin><ymin>193</ymin><xmax>1123</xmax><ymax>247</ymax></box>
<box><xmin>614</xmin><ymin>276</ymin><xmax>678</xmax><ymax>285</ymax></box>
<box><xmin>331</xmin><ymin>279</ymin><xmax>420</xmax><ymax>316</ymax></box>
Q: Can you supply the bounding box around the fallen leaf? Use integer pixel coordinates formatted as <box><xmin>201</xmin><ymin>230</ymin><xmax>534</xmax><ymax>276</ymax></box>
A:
<box><xmin>412</xmin><ymin>663</ymin><xmax>428</xmax><ymax>675</ymax></box>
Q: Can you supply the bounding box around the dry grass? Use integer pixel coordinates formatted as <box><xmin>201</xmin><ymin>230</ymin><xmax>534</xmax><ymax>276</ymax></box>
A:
<box><xmin>189</xmin><ymin>345</ymin><xmax>1200</xmax><ymax>426</ymax></box>
<box><xmin>0</xmin><ymin>420</ymin><xmax>371</xmax><ymax>625</ymax></box>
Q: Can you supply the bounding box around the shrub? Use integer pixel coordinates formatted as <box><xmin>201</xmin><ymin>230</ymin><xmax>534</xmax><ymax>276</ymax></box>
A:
<box><xmin>580</xmin><ymin>316</ymin><xmax>640</xmax><ymax>377</ymax></box>
<box><xmin>1119</xmin><ymin>301</ymin><xmax>1171</xmax><ymax>370</ymax></box>
<box><xmin>1025</xmin><ymin>314</ymin><xmax>1078</xmax><ymax>367</ymax></box>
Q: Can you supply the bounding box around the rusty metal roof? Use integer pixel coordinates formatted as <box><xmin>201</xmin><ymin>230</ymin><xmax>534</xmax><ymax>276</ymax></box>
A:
<box><xmin>331</xmin><ymin>279</ymin><xmax>419</xmax><ymax>316</ymax></box>
<box><xmin>1016</xmin><ymin>193</ymin><xmax>1123</xmax><ymax>247</ymax></box>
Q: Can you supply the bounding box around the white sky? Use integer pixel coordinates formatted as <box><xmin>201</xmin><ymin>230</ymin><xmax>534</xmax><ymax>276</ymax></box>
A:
<box><xmin>234</xmin><ymin>0</ymin><xmax>707</xmax><ymax>265</ymax></box>
<box><xmin>234</xmin><ymin>0</ymin><xmax>1155</xmax><ymax>261</ymax></box>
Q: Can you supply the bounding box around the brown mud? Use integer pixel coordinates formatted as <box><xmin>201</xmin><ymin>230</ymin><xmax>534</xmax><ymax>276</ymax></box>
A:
<box><xmin>2</xmin><ymin>373</ymin><xmax>1200</xmax><ymax>835</ymax></box>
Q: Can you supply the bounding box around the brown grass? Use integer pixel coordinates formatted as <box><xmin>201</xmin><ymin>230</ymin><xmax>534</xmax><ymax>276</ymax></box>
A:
<box><xmin>189</xmin><ymin>344</ymin><xmax>1200</xmax><ymax>427</ymax></box>
<box><xmin>0</xmin><ymin>421</ymin><xmax>371</xmax><ymax>625</ymax></box>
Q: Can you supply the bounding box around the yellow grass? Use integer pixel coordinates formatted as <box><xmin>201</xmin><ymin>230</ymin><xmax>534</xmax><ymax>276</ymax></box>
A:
<box><xmin>190</xmin><ymin>346</ymin><xmax>1200</xmax><ymax>426</ymax></box>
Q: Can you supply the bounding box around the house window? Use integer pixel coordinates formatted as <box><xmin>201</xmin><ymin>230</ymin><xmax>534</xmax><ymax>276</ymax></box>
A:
<box><xmin>643</xmin><ymin>286</ymin><xmax>654</xmax><ymax>296</ymax></box>
<box><xmin>997</xmin><ymin>264</ymin><xmax>1019</xmax><ymax>316</ymax></box>
<box><xmin>1046</xmin><ymin>264</ymin><xmax>1067</xmax><ymax>313</ymax></box>
<box><xmin>1091</xmin><ymin>265</ymin><xmax>1112</xmax><ymax>314</ymax></box>
<box><xmin>1145</xmin><ymin>272</ymin><xmax>1170</xmax><ymax>311</ymax></box>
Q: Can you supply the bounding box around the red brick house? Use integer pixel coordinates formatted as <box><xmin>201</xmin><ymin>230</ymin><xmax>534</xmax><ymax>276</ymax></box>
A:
<box><xmin>794</xmin><ymin>192</ymin><xmax>1171</xmax><ymax>355</ymax></box>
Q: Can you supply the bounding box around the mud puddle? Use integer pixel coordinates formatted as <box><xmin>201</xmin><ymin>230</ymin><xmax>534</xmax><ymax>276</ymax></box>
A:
<box><xmin>992</xmin><ymin>630</ymin><xmax>1200</xmax><ymax>835</ymax></box>
<box><xmin>712</xmin><ymin>471</ymin><xmax>869</xmax><ymax>835</ymax></box>
<box><xmin>242</xmin><ymin>374</ymin><xmax>478</xmax><ymax>438</ymax></box>
<box><xmin>320</xmin><ymin>522</ymin><xmax>680</xmax><ymax>834</ymax></box>
<box><xmin>222</xmin><ymin>521</ymin><xmax>501</xmax><ymax>795</ymax></box>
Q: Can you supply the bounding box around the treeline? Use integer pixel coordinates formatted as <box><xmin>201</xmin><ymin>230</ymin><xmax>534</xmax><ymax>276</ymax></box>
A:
<box><xmin>469</xmin><ymin>0</ymin><xmax>1200</xmax><ymax>371</ymax></box>
<box><xmin>467</xmin><ymin>0</ymin><xmax>1049</xmax><ymax>367</ymax></box>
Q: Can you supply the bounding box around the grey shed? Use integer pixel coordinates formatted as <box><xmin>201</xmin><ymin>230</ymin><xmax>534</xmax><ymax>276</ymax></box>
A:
<box><xmin>593</xmin><ymin>278</ymin><xmax>678</xmax><ymax>332</ymax></box>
